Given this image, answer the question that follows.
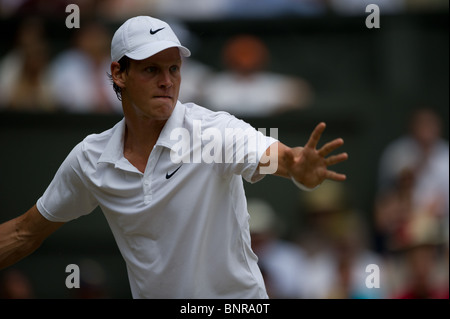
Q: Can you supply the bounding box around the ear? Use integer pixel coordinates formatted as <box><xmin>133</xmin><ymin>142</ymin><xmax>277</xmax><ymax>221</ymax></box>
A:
<box><xmin>110</xmin><ymin>62</ymin><xmax>126</xmax><ymax>89</ymax></box>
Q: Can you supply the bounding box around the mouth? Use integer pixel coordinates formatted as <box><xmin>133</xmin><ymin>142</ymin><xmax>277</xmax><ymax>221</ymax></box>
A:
<box><xmin>153</xmin><ymin>95</ymin><xmax>173</xmax><ymax>100</ymax></box>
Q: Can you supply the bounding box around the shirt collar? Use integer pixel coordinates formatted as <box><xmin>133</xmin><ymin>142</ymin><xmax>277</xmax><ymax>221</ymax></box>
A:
<box><xmin>97</xmin><ymin>101</ymin><xmax>186</xmax><ymax>166</ymax></box>
<box><xmin>156</xmin><ymin>100</ymin><xmax>186</xmax><ymax>149</ymax></box>
<box><xmin>97</xmin><ymin>118</ymin><xmax>126</xmax><ymax>165</ymax></box>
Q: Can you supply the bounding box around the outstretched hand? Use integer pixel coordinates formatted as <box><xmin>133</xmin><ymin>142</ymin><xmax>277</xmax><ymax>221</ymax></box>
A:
<box><xmin>286</xmin><ymin>122</ymin><xmax>348</xmax><ymax>189</ymax></box>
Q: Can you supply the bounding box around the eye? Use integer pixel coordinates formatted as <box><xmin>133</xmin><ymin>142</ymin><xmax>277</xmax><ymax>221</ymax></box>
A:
<box><xmin>145</xmin><ymin>66</ymin><xmax>157</xmax><ymax>73</ymax></box>
<box><xmin>170</xmin><ymin>65</ymin><xmax>180</xmax><ymax>73</ymax></box>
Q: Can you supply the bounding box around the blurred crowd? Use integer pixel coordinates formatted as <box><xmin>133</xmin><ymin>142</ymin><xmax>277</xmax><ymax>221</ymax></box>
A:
<box><xmin>0</xmin><ymin>15</ymin><xmax>313</xmax><ymax>116</ymax></box>
<box><xmin>0</xmin><ymin>0</ymin><xmax>448</xmax><ymax>114</ymax></box>
<box><xmin>247</xmin><ymin>106</ymin><xmax>448</xmax><ymax>299</ymax></box>
<box><xmin>0</xmin><ymin>16</ymin><xmax>122</xmax><ymax>114</ymax></box>
<box><xmin>248</xmin><ymin>108</ymin><xmax>449</xmax><ymax>298</ymax></box>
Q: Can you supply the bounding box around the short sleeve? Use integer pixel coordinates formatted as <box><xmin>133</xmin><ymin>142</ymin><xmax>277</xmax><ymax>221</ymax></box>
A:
<box><xmin>206</xmin><ymin>113</ymin><xmax>278</xmax><ymax>183</ymax></box>
<box><xmin>36</xmin><ymin>142</ymin><xmax>98</xmax><ymax>222</ymax></box>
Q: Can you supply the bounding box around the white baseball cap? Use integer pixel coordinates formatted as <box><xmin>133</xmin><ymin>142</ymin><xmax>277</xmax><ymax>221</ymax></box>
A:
<box><xmin>111</xmin><ymin>16</ymin><xmax>191</xmax><ymax>62</ymax></box>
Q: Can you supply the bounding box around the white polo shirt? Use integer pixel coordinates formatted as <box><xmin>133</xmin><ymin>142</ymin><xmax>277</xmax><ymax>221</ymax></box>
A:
<box><xmin>37</xmin><ymin>101</ymin><xmax>277</xmax><ymax>299</ymax></box>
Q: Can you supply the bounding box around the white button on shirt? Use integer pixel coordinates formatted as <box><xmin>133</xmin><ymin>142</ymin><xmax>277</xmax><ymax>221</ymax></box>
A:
<box><xmin>37</xmin><ymin>101</ymin><xmax>277</xmax><ymax>298</ymax></box>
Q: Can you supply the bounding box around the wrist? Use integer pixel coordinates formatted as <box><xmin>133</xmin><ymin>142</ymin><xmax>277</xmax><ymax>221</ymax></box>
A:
<box><xmin>290</xmin><ymin>176</ymin><xmax>320</xmax><ymax>191</ymax></box>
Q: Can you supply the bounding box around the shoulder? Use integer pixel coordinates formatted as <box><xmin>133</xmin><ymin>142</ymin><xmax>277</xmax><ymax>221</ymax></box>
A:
<box><xmin>82</xmin><ymin>123</ymin><xmax>118</xmax><ymax>149</ymax></box>
<box><xmin>183</xmin><ymin>102</ymin><xmax>232</xmax><ymax>120</ymax></box>
<box><xmin>182</xmin><ymin>102</ymin><xmax>252</xmax><ymax>130</ymax></box>
<box><xmin>72</xmin><ymin>119</ymin><xmax>124</xmax><ymax>165</ymax></box>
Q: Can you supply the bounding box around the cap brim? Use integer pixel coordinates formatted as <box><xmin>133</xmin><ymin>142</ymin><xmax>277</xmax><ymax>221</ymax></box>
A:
<box><xmin>125</xmin><ymin>41</ymin><xmax>191</xmax><ymax>60</ymax></box>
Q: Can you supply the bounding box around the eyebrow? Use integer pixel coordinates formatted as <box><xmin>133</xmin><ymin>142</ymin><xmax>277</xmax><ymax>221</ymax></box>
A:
<box><xmin>139</xmin><ymin>59</ymin><xmax>182</xmax><ymax>67</ymax></box>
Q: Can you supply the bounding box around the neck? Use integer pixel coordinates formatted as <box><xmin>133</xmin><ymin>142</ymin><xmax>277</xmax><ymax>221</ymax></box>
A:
<box><xmin>123</xmin><ymin>113</ymin><xmax>167</xmax><ymax>173</ymax></box>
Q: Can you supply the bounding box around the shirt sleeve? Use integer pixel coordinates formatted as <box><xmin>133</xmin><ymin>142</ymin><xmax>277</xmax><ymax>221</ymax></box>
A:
<box><xmin>36</xmin><ymin>142</ymin><xmax>98</xmax><ymax>222</ymax></box>
<box><xmin>206</xmin><ymin>112</ymin><xmax>278</xmax><ymax>183</ymax></box>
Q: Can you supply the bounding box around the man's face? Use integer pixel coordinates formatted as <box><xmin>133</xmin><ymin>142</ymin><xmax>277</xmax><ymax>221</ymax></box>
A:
<box><xmin>120</xmin><ymin>47</ymin><xmax>182</xmax><ymax>121</ymax></box>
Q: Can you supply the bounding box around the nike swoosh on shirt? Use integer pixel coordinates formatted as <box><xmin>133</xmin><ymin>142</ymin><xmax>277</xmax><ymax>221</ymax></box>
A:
<box><xmin>150</xmin><ymin>27</ymin><xmax>165</xmax><ymax>35</ymax></box>
<box><xmin>166</xmin><ymin>165</ymin><xmax>182</xmax><ymax>179</ymax></box>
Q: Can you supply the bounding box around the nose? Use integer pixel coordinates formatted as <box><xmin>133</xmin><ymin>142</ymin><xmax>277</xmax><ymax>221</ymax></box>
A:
<box><xmin>158</xmin><ymin>70</ymin><xmax>173</xmax><ymax>89</ymax></box>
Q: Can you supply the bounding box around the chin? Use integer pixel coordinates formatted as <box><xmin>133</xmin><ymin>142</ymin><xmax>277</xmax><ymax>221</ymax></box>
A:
<box><xmin>126</xmin><ymin>96</ymin><xmax>177</xmax><ymax>120</ymax></box>
<box><xmin>148</xmin><ymin>101</ymin><xmax>176</xmax><ymax>120</ymax></box>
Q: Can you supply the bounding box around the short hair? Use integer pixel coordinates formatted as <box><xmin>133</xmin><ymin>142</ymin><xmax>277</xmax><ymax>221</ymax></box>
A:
<box><xmin>107</xmin><ymin>56</ymin><xmax>130</xmax><ymax>101</ymax></box>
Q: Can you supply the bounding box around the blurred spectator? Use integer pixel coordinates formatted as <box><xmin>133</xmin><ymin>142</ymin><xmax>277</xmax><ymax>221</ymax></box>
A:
<box><xmin>0</xmin><ymin>0</ymin><xmax>27</xmax><ymax>17</ymax></box>
<box><xmin>247</xmin><ymin>198</ymin><xmax>305</xmax><ymax>298</ymax></box>
<box><xmin>296</xmin><ymin>180</ymin><xmax>385</xmax><ymax>298</ymax></box>
<box><xmin>0</xmin><ymin>17</ymin><xmax>55</xmax><ymax>111</ymax></box>
<box><xmin>0</xmin><ymin>0</ymin><xmax>69</xmax><ymax>18</ymax></box>
<box><xmin>294</xmin><ymin>181</ymin><xmax>343</xmax><ymax>298</ymax></box>
<box><xmin>48</xmin><ymin>21</ymin><xmax>122</xmax><ymax>114</ymax></box>
<box><xmin>178</xmin><ymin>51</ymin><xmax>213</xmax><ymax>105</ymax></box>
<box><xmin>0</xmin><ymin>268</ymin><xmax>35</xmax><ymax>298</ymax></box>
<box><xmin>325</xmin><ymin>213</ymin><xmax>385</xmax><ymax>299</ymax></box>
<box><xmin>385</xmin><ymin>213</ymin><xmax>449</xmax><ymax>298</ymax></box>
<box><xmin>168</xmin><ymin>20</ymin><xmax>214</xmax><ymax>105</ymax></box>
<box><xmin>374</xmin><ymin>168</ymin><xmax>415</xmax><ymax>253</ymax></box>
<box><xmin>73</xmin><ymin>259</ymin><xmax>109</xmax><ymax>299</ymax></box>
<box><xmin>203</xmin><ymin>34</ymin><xmax>313</xmax><ymax>117</ymax></box>
<box><xmin>375</xmin><ymin>107</ymin><xmax>449</xmax><ymax>253</ymax></box>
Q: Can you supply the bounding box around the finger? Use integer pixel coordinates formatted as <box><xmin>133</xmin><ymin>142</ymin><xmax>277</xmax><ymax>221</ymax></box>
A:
<box><xmin>325</xmin><ymin>152</ymin><xmax>348</xmax><ymax>166</ymax></box>
<box><xmin>305</xmin><ymin>122</ymin><xmax>326</xmax><ymax>149</ymax></box>
<box><xmin>318</xmin><ymin>138</ymin><xmax>344</xmax><ymax>157</ymax></box>
<box><xmin>325</xmin><ymin>170</ymin><xmax>347</xmax><ymax>181</ymax></box>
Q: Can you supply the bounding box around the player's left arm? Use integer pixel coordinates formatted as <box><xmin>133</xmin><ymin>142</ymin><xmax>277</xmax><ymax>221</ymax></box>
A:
<box><xmin>259</xmin><ymin>122</ymin><xmax>348</xmax><ymax>189</ymax></box>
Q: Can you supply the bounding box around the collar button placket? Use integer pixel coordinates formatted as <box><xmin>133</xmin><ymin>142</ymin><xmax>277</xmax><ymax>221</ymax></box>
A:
<box><xmin>142</xmin><ymin>146</ymin><xmax>161</xmax><ymax>204</ymax></box>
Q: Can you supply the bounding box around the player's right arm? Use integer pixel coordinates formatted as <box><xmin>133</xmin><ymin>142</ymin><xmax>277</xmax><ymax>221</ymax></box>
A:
<box><xmin>0</xmin><ymin>205</ymin><xmax>64</xmax><ymax>270</ymax></box>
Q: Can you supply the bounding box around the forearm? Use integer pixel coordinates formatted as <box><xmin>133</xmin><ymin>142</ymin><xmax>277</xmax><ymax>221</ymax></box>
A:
<box><xmin>0</xmin><ymin>205</ymin><xmax>63</xmax><ymax>270</ymax></box>
<box><xmin>0</xmin><ymin>215</ymin><xmax>41</xmax><ymax>270</ymax></box>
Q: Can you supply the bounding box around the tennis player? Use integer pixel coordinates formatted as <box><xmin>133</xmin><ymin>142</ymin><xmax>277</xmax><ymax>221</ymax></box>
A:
<box><xmin>0</xmin><ymin>16</ymin><xmax>348</xmax><ymax>298</ymax></box>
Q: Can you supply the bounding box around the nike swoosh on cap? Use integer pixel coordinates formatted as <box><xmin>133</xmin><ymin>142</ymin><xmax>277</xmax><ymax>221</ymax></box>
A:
<box><xmin>150</xmin><ymin>27</ymin><xmax>165</xmax><ymax>35</ymax></box>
